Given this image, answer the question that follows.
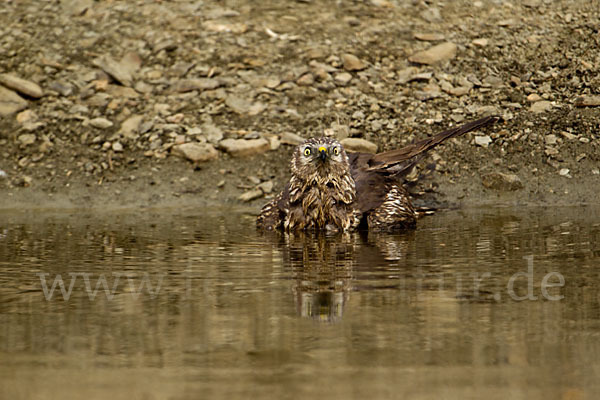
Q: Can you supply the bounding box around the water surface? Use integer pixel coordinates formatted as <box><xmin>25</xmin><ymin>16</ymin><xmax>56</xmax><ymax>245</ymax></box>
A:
<box><xmin>1</xmin><ymin>206</ymin><xmax>599</xmax><ymax>399</ymax></box>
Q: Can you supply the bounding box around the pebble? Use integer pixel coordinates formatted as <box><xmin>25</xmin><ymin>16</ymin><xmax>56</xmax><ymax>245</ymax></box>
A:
<box><xmin>280</xmin><ymin>131</ymin><xmax>305</xmax><ymax>145</ymax></box>
<box><xmin>413</xmin><ymin>32</ymin><xmax>445</xmax><ymax>41</ymax></box>
<box><xmin>112</xmin><ymin>141</ymin><xmax>123</xmax><ymax>152</ymax></box>
<box><xmin>258</xmin><ymin>180</ymin><xmax>274</xmax><ymax>194</ymax></box>
<box><xmin>0</xmin><ymin>86</ymin><xmax>27</xmax><ymax>116</ymax></box>
<box><xmin>89</xmin><ymin>117</ymin><xmax>114</xmax><ymax>129</ymax></box>
<box><xmin>171</xmin><ymin>78</ymin><xmax>221</xmax><ymax>93</ymax></box>
<box><xmin>474</xmin><ymin>135</ymin><xmax>492</xmax><ymax>147</ymax></box>
<box><xmin>545</xmin><ymin>134</ymin><xmax>557</xmax><ymax>145</ymax></box>
<box><xmin>18</xmin><ymin>133</ymin><xmax>36</xmax><ymax>146</ymax></box>
<box><xmin>334</xmin><ymin>72</ymin><xmax>353</xmax><ymax>85</ymax></box>
<box><xmin>559</xmin><ymin>168</ymin><xmax>571</xmax><ymax>178</ymax></box>
<box><xmin>201</xmin><ymin>123</ymin><xmax>224</xmax><ymax>144</ymax></box>
<box><xmin>409</xmin><ymin>42</ymin><xmax>457</xmax><ymax>65</ymax></box>
<box><xmin>481</xmin><ymin>172</ymin><xmax>524</xmax><ymax>191</ymax></box>
<box><xmin>574</xmin><ymin>95</ymin><xmax>600</xmax><ymax>107</ymax></box>
<box><xmin>219</xmin><ymin>138</ymin><xmax>270</xmax><ymax>157</ymax></box>
<box><xmin>527</xmin><ymin>93</ymin><xmax>542</xmax><ymax>102</ymax></box>
<box><xmin>238</xmin><ymin>189</ymin><xmax>264</xmax><ymax>202</ymax></box>
<box><xmin>340</xmin><ymin>138</ymin><xmax>378</xmax><ymax>153</ymax></box>
<box><xmin>471</xmin><ymin>38</ymin><xmax>488</xmax><ymax>47</ymax></box>
<box><xmin>530</xmin><ymin>100</ymin><xmax>553</xmax><ymax>113</ymax></box>
<box><xmin>92</xmin><ymin>55</ymin><xmax>134</xmax><ymax>87</ymax></box>
<box><xmin>119</xmin><ymin>115</ymin><xmax>143</xmax><ymax>139</ymax></box>
<box><xmin>0</xmin><ymin>74</ymin><xmax>43</xmax><ymax>98</ymax></box>
<box><xmin>225</xmin><ymin>95</ymin><xmax>266</xmax><ymax>115</ymax></box>
<box><xmin>341</xmin><ymin>53</ymin><xmax>367</xmax><ymax>71</ymax></box>
<box><xmin>0</xmin><ymin>170</ymin><xmax>6</xmax><ymax>179</ymax></box>
<box><xmin>171</xmin><ymin>142</ymin><xmax>219</xmax><ymax>163</ymax></box>
<box><xmin>297</xmin><ymin>73</ymin><xmax>315</xmax><ymax>86</ymax></box>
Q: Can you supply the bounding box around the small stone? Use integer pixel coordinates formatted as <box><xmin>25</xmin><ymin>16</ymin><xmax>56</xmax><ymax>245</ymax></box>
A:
<box><xmin>530</xmin><ymin>100</ymin><xmax>553</xmax><ymax>113</ymax></box>
<box><xmin>574</xmin><ymin>95</ymin><xmax>600</xmax><ymax>107</ymax></box>
<box><xmin>112</xmin><ymin>141</ymin><xmax>123</xmax><ymax>152</ymax></box>
<box><xmin>559</xmin><ymin>168</ymin><xmax>571</xmax><ymax>178</ymax></box>
<box><xmin>0</xmin><ymin>170</ymin><xmax>7</xmax><ymax>179</ymax></box>
<box><xmin>341</xmin><ymin>53</ymin><xmax>367</xmax><ymax>71</ymax></box>
<box><xmin>18</xmin><ymin>133</ymin><xmax>36</xmax><ymax>146</ymax></box>
<box><xmin>471</xmin><ymin>38</ymin><xmax>488</xmax><ymax>47</ymax></box>
<box><xmin>258</xmin><ymin>180</ymin><xmax>274</xmax><ymax>194</ymax></box>
<box><xmin>474</xmin><ymin>135</ymin><xmax>492</xmax><ymax>147</ymax></box>
<box><xmin>0</xmin><ymin>74</ymin><xmax>43</xmax><ymax>98</ymax></box>
<box><xmin>297</xmin><ymin>73</ymin><xmax>315</xmax><ymax>86</ymax></box>
<box><xmin>413</xmin><ymin>32</ymin><xmax>445</xmax><ymax>41</ymax></box>
<box><xmin>559</xmin><ymin>131</ymin><xmax>577</xmax><ymax>140</ymax></box>
<box><xmin>238</xmin><ymin>189</ymin><xmax>264</xmax><ymax>202</ymax></box>
<box><xmin>16</xmin><ymin>109</ymin><xmax>37</xmax><ymax>124</ymax></box>
<box><xmin>334</xmin><ymin>72</ymin><xmax>353</xmax><ymax>85</ymax></box>
<box><xmin>201</xmin><ymin>123</ymin><xmax>224</xmax><ymax>144</ymax></box>
<box><xmin>119</xmin><ymin>114</ymin><xmax>143</xmax><ymax>139</ymax></box>
<box><xmin>0</xmin><ymin>86</ymin><xmax>27</xmax><ymax>116</ymax></box>
<box><xmin>481</xmin><ymin>172</ymin><xmax>523</xmax><ymax>191</ymax></box>
<box><xmin>545</xmin><ymin>134</ymin><xmax>557</xmax><ymax>145</ymax></box>
<box><xmin>225</xmin><ymin>95</ymin><xmax>266</xmax><ymax>115</ymax></box>
<box><xmin>89</xmin><ymin>117</ymin><xmax>114</xmax><ymax>129</ymax></box>
<box><xmin>219</xmin><ymin>138</ymin><xmax>270</xmax><ymax>157</ymax></box>
<box><xmin>172</xmin><ymin>142</ymin><xmax>219</xmax><ymax>163</ymax></box>
<box><xmin>92</xmin><ymin>55</ymin><xmax>134</xmax><ymax>87</ymax></box>
<box><xmin>409</xmin><ymin>42</ymin><xmax>457</xmax><ymax>65</ymax></box>
<box><xmin>340</xmin><ymin>138</ymin><xmax>377</xmax><ymax>153</ymax></box>
<box><xmin>527</xmin><ymin>93</ymin><xmax>542</xmax><ymax>102</ymax></box>
<box><xmin>171</xmin><ymin>78</ymin><xmax>221</xmax><ymax>93</ymax></box>
<box><xmin>280</xmin><ymin>131</ymin><xmax>305</xmax><ymax>145</ymax></box>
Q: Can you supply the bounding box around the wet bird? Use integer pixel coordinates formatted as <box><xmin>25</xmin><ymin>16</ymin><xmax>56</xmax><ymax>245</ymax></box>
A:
<box><xmin>257</xmin><ymin>116</ymin><xmax>498</xmax><ymax>232</ymax></box>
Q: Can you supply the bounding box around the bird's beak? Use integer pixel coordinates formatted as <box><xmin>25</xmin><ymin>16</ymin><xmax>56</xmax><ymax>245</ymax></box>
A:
<box><xmin>318</xmin><ymin>146</ymin><xmax>327</xmax><ymax>162</ymax></box>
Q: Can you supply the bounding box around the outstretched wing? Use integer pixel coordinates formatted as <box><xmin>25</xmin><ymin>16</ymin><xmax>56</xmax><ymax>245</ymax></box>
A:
<box><xmin>350</xmin><ymin>115</ymin><xmax>499</xmax><ymax>213</ymax></box>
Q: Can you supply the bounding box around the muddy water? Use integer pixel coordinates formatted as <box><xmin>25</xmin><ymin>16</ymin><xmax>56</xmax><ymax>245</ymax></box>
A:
<box><xmin>1</xmin><ymin>207</ymin><xmax>599</xmax><ymax>399</ymax></box>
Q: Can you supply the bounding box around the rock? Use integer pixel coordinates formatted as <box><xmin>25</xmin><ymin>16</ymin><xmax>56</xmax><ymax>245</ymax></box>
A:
<box><xmin>89</xmin><ymin>117</ymin><xmax>114</xmax><ymax>129</ymax></box>
<box><xmin>112</xmin><ymin>141</ymin><xmax>123</xmax><ymax>152</ymax></box>
<box><xmin>225</xmin><ymin>95</ymin><xmax>266</xmax><ymax>115</ymax></box>
<box><xmin>340</xmin><ymin>138</ymin><xmax>377</xmax><ymax>153</ymax></box>
<box><xmin>530</xmin><ymin>100</ymin><xmax>553</xmax><ymax>113</ymax></box>
<box><xmin>119</xmin><ymin>115</ymin><xmax>143</xmax><ymax>139</ymax></box>
<box><xmin>219</xmin><ymin>138</ymin><xmax>270</xmax><ymax>157</ymax></box>
<box><xmin>526</xmin><ymin>93</ymin><xmax>542</xmax><ymax>102</ymax></box>
<box><xmin>0</xmin><ymin>74</ymin><xmax>43</xmax><ymax>98</ymax></box>
<box><xmin>341</xmin><ymin>53</ymin><xmax>367</xmax><ymax>71</ymax></box>
<box><xmin>574</xmin><ymin>95</ymin><xmax>600</xmax><ymax>107</ymax></box>
<box><xmin>171</xmin><ymin>78</ymin><xmax>221</xmax><ymax>93</ymax></box>
<box><xmin>296</xmin><ymin>73</ymin><xmax>315</xmax><ymax>86</ymax></box>
<box><xmin>16</xmin><ymin>109</ymin><xmax>37</xmax><ymax>124</ymax></box>
<box><xmin>474</xmin><ymin>135</ymin><xmax>492</xmax><ymax>147</ymax></box>
<box><xmin>413</xmin><ymin>32</ymin><xmax>445</xmax><ymax>41</ymax></box>
<box><xmin>18</xmin><ymin>133</ymin><xmax>36</xmax><ymax>146</ymax></box>
<box><xmin>0</xmin><ymin>169</ymin><xmax>7</xmax><ymax>179</ymax></box>
<box><xmin>481</xmin><ymin>172</ymin><xmax>523</xmax><ymax>191</ymax></box>
<box><xmin>471</xmin><ymin>38</ymin><xmax>488</xmax><ymax>47</ymax></box>
<box><xmin>238</xmin><ymin>188</ymin><xmax>264</xmax><ymax>202</ymax></box>
<box><xmin>0</xmin><ymin>86</ymin><xmax>27</xmax><ymax>116</ymax></box>
<box><xmin>92</xmin><ymin>55</ymin><xmax>133</xmax><ymax>87</ymax></box>
<box><xmin>559</xmin><ymin>168</ymin><xmax>571</xmax><ymax>178</ymax></box>
<box><xmin>47</xmin><ymin>80</ymin><xmax>73</xmax><ymax>96</ymax></box>
<box><xmin>545</xmin><ymin>134</ymin><xmax>557</xmax><ymax>145</ymax></box>
<box><xmin>420</xmin><ymin>7</ymin><xmax>441</xmax><ymax>22</ymax></box>
<box><xmin>172</xmin><ymin>142</ymin><xmax>219</xmax><ymax>163</ymax></box>
<box><xmin>257</xmin><ymin>180</ymin><xmax>274</xmax><ymax>194</ymax></box>
<box><xmin>334</xmin><ymin>72</ymin><xmax>353</xmax><ymax>85</ymax></box>
<box><xmin>201</xmin><ymin>123</ymin><xmax>224</xmax><ymax>144</ymax></box>
<box><xmin>409</xmin><ymin>42</ymin><xmax>457</xmax><ymax>65</ymax></box>
<box><xmin>280</xmin><ymin>131</ymin><xmax>305</xmax><ymax>145</ymax></box>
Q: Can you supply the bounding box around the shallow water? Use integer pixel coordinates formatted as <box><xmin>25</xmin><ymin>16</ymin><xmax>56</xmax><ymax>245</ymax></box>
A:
<box><xmin>1</xmin><ymin>206</ymin><xmax>599</xmax><ymax>399</ymax></box>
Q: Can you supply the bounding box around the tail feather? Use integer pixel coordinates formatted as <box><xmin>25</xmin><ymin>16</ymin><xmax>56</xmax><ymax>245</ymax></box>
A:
<box><xmin>368</xmin><ymin>115</ymin><xmax>499</xmax><ymax>174</ymax></box>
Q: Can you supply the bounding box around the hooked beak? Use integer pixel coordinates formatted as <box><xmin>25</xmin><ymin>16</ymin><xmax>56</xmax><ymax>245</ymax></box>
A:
<box><xmin>318</xmin><ymin>146</ymin><xmax>327</xmax><ymax>162</ymax></box>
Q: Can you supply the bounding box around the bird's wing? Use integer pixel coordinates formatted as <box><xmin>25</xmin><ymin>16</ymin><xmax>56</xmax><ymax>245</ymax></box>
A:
<box><xmin>350</xmin><ymin>115</ymin><xmax>499</xmax><ymax>213</ymax></box>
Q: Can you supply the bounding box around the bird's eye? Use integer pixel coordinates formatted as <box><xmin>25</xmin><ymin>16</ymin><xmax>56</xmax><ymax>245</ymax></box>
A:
<box><xmin>333</xmin><ymin>147</ymin><xmax>339</xmax><ymax>155</ymax></box>
<box><xmin>303</xmin><ymin>147</ymin><xmax>311</xmax><ymax>156</ymax></box>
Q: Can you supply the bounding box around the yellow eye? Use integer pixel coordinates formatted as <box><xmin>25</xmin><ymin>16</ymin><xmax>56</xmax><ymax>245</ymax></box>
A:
<box><xmin>333</xmin><ymin>147</ymin><xmax>339</xmax><ymax>155</ymax></box>
<box><xmin>304</xmin><ymin>147</ymin><xmax>311</xmax><ymax>156</ymax></box>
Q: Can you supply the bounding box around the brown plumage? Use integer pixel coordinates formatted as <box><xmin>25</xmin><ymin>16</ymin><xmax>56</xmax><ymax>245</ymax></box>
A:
<box><xmin>257</xmin><ymin>115</ymin><xmax>498</xmax><ymax>232</ymax></box>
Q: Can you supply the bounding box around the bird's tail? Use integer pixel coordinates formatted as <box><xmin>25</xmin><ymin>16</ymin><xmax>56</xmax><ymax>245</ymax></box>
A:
<box><xmin>368</xmin><ymin>115</ymin><xmax>499</xmax><ymax>174</ymax></box>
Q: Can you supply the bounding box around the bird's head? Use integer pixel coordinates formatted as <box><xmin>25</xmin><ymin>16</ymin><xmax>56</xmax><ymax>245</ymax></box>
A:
<box><xmin>291</xmin><ymin>137</ymin><xmax>349</xmax><ymax>179</ymax></box>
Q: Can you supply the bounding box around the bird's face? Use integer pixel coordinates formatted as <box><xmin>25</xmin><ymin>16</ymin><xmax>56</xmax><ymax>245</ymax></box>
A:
<box><xmin>293</xmin><ymin>138</ymin><xmax>348</xmax><ymax>177</ymax></box>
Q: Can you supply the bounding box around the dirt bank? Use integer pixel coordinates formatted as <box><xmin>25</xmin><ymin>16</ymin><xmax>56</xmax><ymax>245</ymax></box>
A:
<box><xmin>1</xmin><ymin>0</ymin><xmax>599</xmax><ymax>211</ymax></box>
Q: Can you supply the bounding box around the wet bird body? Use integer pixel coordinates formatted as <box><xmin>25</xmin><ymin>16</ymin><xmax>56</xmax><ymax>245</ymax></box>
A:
<box><xmin>257</xmin><ymin>116</ymin><xmax>498</xmax><ymax>232</ymax></box>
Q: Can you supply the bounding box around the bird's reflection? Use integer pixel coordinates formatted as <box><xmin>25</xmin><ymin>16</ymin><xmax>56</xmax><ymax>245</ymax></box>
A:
<box><xmin>266</xmin><ymin>230</ymin><xmax>415</xmax><ymax>322</ymax></box>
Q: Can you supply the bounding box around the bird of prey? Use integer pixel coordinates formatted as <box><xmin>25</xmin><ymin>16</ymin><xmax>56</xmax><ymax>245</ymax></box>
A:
<box><xmin>257</xmin><ymin>116</ymin><xmax>498</xmax><ymax>232</ymax></box>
